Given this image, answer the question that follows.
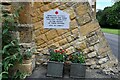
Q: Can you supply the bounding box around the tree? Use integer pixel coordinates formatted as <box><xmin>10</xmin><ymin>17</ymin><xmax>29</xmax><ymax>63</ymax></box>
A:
<box><xmin>96</xmin><ymin>1</ymin><xmax>120</xmax><ymax>29</ymax></box>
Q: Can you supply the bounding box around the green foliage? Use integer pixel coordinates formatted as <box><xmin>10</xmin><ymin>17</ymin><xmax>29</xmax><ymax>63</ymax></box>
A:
<box><xmin>49</xmin><ymin>49</ymin><xmax>67</xmax><ymax>62</ymax></box>
<box><xmin>69</xmin><ymin>52</ymin><xmax>85</xmax><ymax>63</ymax></box>
<box><xmin>11</xmin><ymin>70</ymin><xmax>28</xmax><ymax>80</ymax></box>
<box><xmin>96</xmin><ymin>1</ymin><xmax>120</xmax><ymax>29</ymax></box>
<box><xmin>23</xmin><ymin>49</ymin><xmax>33</xmax><ymax>60</ymax></box>
<box><xmin>1</xmin><ymin>6</ymin><xmax>26</xmax><ymax>79</ymax></box>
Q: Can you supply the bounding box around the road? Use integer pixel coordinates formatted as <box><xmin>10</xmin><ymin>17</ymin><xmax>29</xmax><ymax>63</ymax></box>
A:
<box><xmin>104</xmin><ymin>33</ymin><xmax>120</xmax><ymax>59</ymax></box>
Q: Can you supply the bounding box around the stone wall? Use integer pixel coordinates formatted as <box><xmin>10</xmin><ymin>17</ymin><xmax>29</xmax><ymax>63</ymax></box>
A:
<box><xmin>2</xmin><ymin>1</ymin><xmax>118</xmax><ymax>74</ymax></box>
<box><xmin>30</xmin><ymin>2</ymin><xmax>118</xmax><ymax>70</ymax></box>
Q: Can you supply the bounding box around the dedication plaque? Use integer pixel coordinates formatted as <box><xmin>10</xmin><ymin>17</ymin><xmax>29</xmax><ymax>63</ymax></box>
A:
<box><xmin>44</xmin><ymin>9</ymin><xmax>70</xmax><ymax>29</ymax></box>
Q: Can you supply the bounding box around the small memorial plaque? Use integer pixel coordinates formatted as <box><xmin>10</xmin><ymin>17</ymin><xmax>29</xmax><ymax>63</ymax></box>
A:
<box><xmin>44</xmin><ymin>9</ymin><xmax>70</xmax><ymax>29</ymax></box>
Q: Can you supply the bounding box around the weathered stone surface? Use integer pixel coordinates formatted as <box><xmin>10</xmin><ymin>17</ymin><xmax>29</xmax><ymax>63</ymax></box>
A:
<box><xmin>86</xmin><ymin>34</ymin><xmax>99</xmax><ymax>46</ymax></box>
<box><xmin>47</xmin><ymin>40</ymin><xmax>54</xmax><ymax>45</ymax></box>
<box><xmin>72</xmin><ymin>28</ymin><xmax>79</xmax><ymax>36</ymax></box>
<box><xmin>51</xmin><ymin>42</ymin><xmax>60</xmax><ymax>48</ymax></box>
<box><xmin>33</xmin><ymin>21</ymin><xmax>43</xmax><ymax>30</ymax></box>
<box><xmin>56</xmin><ymin>29</ymin><xmax>68</xmax><ymax>36</ymax></box>
<box><xmin>64</xmin><ymin>7</ymin><xmax>76</xmax><ymax>20</ymax></box>
<box><xmin>40</xmin><ymin>43</ymin><xmax>47</xmax><ymax>48</ymax></box>
<box><xmin>77</xmin><ymin>13</ymin><xmax>91</xmax><ymax>26</ymax></box>
<box><xmin>53</xmin><ymin>36</ymin><xmax>63</xmax><ymax>42</ymax></box>
<box><xmin>98</xmin><ymin>46</ymin><xmax>110</xmax><ymax>55</ymax></box>
<box><xmin>19</xmin><ymin>3</ymin><xmax>31</xmax><ymax>24</ymax></box>
<box><xmin>14</xmin><ymin>62</ymin><xmax>33</xmax><ymax>74</ymax></box>
<box><xmin>101</xmin><ymin>61</ymin><xmax>118</xmax><ymax>69</ymax></box>
<box><xmin>75</xmin><ymin>3</ymin><xmax>89</xmax><ymax>16</ymax></box>
<box><xmin>59</xmin><ymin>4</ymin><xmax>67</xmax><ymax>10</ymax></box>
<box><xmin>98</xmin><ymin>57</ymin><xmax>109</xmax><ymax>64</ymax></box>
<box><xmin>74</xmin><ymin>41</ymin><xmax>87</xmax><ymax>50</ymax></box>
<box><xmin>34</xmin><ymin>29</ymin><xmax>41</xmax><ymax>37</ymax></box>
<box><xmin>40</xmin><ymin>4</ymin><xmax>50</xmax><ymax>12</ymax></box>
<box><xmin>66</xmin><ymin>46</ymin><xmax>75</xmax><ymax>55</ymax></box>
<box><xmin>87</xmin><ymin>51</ymin><xmax>97</xmax><ymax>58</ymax></box>
<box><xmin>20</xmin><ymin>30</ymin><xmax>33</xmax><ymax>43</ymax></box>
<box><xmin>65</xmin><ymin>2</ymin><xmax>75</xmax><ymax>7</ymax></box>
<box><xmin>34</xmin><ymin>2</ymin><xmax>44</xmax><ymax>8</ymax></box>
<box><xmin>90</xmin><ymin>65</ymin><xmax>98</xmax><ymax>69</ymax></box>
<box><xmin>36</xmin><ymin>55</ymin><xmax>49</xmax><ymax>64</ymax></box>
<box><xmin>80</xmin><ymin>21</ymin><xmax>100</xmax><ymax>36</ymax></box>
<box><xmin>86</xmin><ymin>59</ymin><xmax>96</xmax><ymax>66</ymax></box>
<box><xmin>46</xmin><ymin>30</ymin><xmax>58</xmax><ymax>40</ymax></box>
<box><xmin>59</xmin><ymin>38</ymin><xmax>68</xmax><ymax>46</ymax></box>
<box><xmin>62</xmin><ymin>43</ymin><xmax>70</xmax><ymax>49</ymax></box>
<box><xmin>42</xmin><ymin>48</ymin><xmax>49</xmax><ymax>55</ymax></box>
<box><xmin>66</xmin><ymin>36</ymin><xmax>73</xmax><ymax>43</ymax></box>
<box><xmin>49</xmin><ymin>2</ymin><xmax>59</xmax><ymax>9</ymax></box>
<box><xmin>36</xmin><ymin>34</ymin><xmax>47</xmax><ymax>45</ymax></box>
<box><xmin>40</xmin><ymin>29</ymin><xmax>49</xmax><ymax>34</ymax></box>
<box><xmin>70</xmin><ymin>19</ymin><xmax>78</xmax><ymax>29</ymax></box>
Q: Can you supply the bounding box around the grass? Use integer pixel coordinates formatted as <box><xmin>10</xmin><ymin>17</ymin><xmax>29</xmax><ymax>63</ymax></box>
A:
<box><xmin>101</xmin><ymin>28</ymin><xmax>120</xmax><ymax>35</ymax></box>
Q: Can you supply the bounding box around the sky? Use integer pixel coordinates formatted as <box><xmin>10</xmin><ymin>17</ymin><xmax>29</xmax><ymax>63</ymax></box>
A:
<box><xmin>96</xmin><ymin>0</ymin><xmax>114</xmax><ymax>10</ymax></box>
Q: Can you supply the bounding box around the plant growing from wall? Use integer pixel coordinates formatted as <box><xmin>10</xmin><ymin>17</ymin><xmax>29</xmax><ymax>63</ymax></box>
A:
<box><xmin>0</xmin><ymin>6</ymin><xmax>26</xmax><ymax>79</ymax></box>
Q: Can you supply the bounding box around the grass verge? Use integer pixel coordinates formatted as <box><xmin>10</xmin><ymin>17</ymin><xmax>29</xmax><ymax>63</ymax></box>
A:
<box><xmin>101</xmin><ymin>28</ymin><xmax>120</xmax><ymax>35</ymax></box>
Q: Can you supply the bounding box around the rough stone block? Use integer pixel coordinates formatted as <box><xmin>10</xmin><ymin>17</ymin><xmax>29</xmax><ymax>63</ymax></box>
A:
<box><xmin>98</xmin><ymin>57</ymin><xmax>109</xmax><ymax>65</ymax></box>
<box><xmin>40</xmin><ymin>43</ymin><xmax>47</xmax><ymax>48</ymax></box>
<box><xmin>37</xmin><ymin>11</ymin><xmax>43</xmax><ymax>20</ymax></box>
<box><xmin>101</xmin><ymin>61</ymin><xmax>118</xmax><ymax>69</ymax></box>
<box><xmin>70</xmin><ymin>19</ymin><xmax>78</xmax><ymax>29</ymax></box>
<box><xmin>87</xmin><ymin>51</ymin><xmax>97</xmax><ymax>58</ymax></box>
<box><xmin>42</xmin><ymin>48</ymin><xmax>49</xmax><ymax>55</ymax></box>
<box><xmin>51</xmin><ymin>42</ymin><xmax>60</xmax><ymax>48</ymax></box>
<box><xmin>72</xmin><ymin>28</ymin><xmax>79</xmax><ymax>36</ymax></box>
<box><xmin>47</xmin><ymin>40</ymin><xmax>54</xmax><ymax>45</ymax></box>
<box><xmin>49</xmin><ymin>2</ymin><xmax>59</xmax><ymax>9</ymax></box>
<box><xmin>34</xmin><ymin>2</ymin><xmax>44</xmax><ymax>8</ymax></box>
<box><xmin>35</xmin><ymin>34</ymin><xmax>47</xmax><ymax>46</ymax></box>
<box><xmin>64</xmin><ymin>7</ymin><xmax>76</xmax><ymax>20</ymax></box>
<box><xmin>20</xmin><ymin>30</ymin><xmax>32</xmax><ymax>43</ymax></box>
<box><xmin>77</xmin><ymin>13</ymin><xmax>91</xmax><ymax>26</ymax></box>
<box><xmin>53</xmin><ymin>36</ymin><xmax>63</xmax><ymax>42</ymax></box>
<box><xmin>59</xmin><ymin>4</ymin><xmax>67</xmax><ymax>10</ymax></box>
<box><xmin>65</xmin><ymin>2</ymin><xmax>75</xmax><ymax>7</ymax></box>
<box><xmin>66</xmin><ymin>36</ymin><xmax>73</xmax><ymax>43</ymax></box>
<box><xmin>34</xmin><ymin>29</ymin><xmax>41</xmax><ymax>37</ymax></box>
<box><xmin>62</xmin><ymin>43</ymin><xmax>70</xmax><ymax>49</ymax></box>
<box><xmin>80</xmin><ymin>21</ymin><xmax>100</xmax><ymax>36</ymax></box>
<box><xmin>66</xmin><ymin>46</ymin><xmax>75</xmax><ymax>55</ymax></box>
<box><xmin>33</xmin><ymin>21</ymin><xmax>43</xmax><ymax>30</ymax></box>
<box><xmin>98</xmin><ymin>46</ymin><xmax>110</xmax><ymax>55</ymax></box>
<box><xmin>62</xmin><ymin>32</ymin><xmax>71</xmax><ymax>38</ymax></box>
<box><xmin>59</xmin><ymin>38</ymin><xmax>68</xmax><ymax>46</ymax></box>
<box><xmin>74</xmin><ymin>41</ymin><xmax>87</xmax><ymax>50</ymax></box>
<box><xmin>75</xmin><ymin>3</ymin><xmax>89</xmax><ymax>16</ymax></box>
<box><xmin>86</xmin><ymin>59</ymin><xmax>96</xmax><ymax>66</ymax></box>
<box><xmin>56</xmin><ymin>29</ymin><xmax>68</xmax><ymax>36</ymax></box>
<box><xmin>86</xmin><ymin>34</ymin><xmax>99</xmax><ymax>46</ymax></box>
<box><xmin>46</xmin><ymin>30</ymin><xmax>58</xmax><ymax>40</ymax></box>
<box><xmin>15</xmin><ymin>62</ymin><xmax>33</xmax><ymax>74</ymax></box>
<box><xmin>40</xmin><ymin>29</ymin><xmax>49</xmax><ymax>34</ymax></box>
<box><xmin>40</xmin><ymin>4</ymin><xmax>50</xmax><ymax>12</ymax></box>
